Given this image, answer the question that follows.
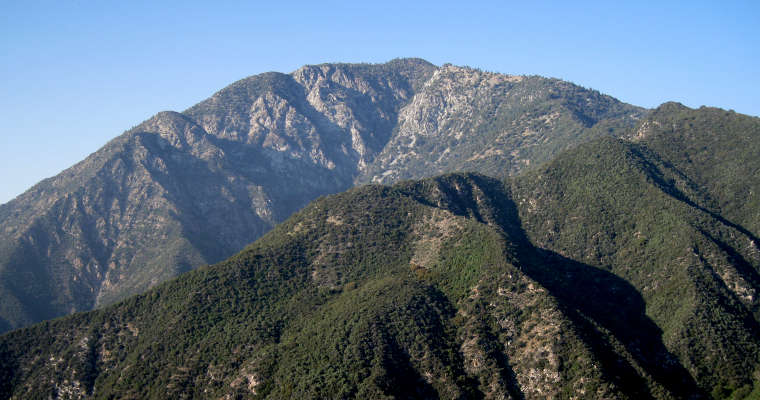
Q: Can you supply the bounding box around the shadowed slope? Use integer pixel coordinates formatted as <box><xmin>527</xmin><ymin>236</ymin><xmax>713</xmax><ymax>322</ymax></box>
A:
<box><xmin>4</xmin><ymin>155</ymin><xmax>758</xmax><ymax>398</ymax></box>
<box><xmin>0</xmin><ymin>59</ymin><xmax>646</xmax><ymax>333</ymax></box>
<box><xmin>512</xmin><ymin>138</ymin><xmax>760</xmax><ymax>396</ymax></box>
<box><xmin>628</xmin><ymin>102</ymin><xmax>760</xmax><ymax>237</ymax></box>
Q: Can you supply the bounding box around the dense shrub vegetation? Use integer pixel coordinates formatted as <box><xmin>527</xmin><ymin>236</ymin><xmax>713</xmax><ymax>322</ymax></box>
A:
<box><xmin>1</xmin><ymin>102</ymin><xmax>760</xmax><ymax>399</ymax></box>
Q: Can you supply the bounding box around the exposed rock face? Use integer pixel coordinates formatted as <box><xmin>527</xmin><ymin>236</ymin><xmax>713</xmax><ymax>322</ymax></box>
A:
<box><xmin>0</xmin><ymin>112</ymin><xmax>283</xmax><ymax>329</ymax></box>
<box><xmin>0</xmin><ymin>58</ymin><xmax>644</xmax><ymax>332</ymax></box>
<box><xmin>360</xmin><ymin>64</ymin><xmax>645</xmax><ymax>183</ymax></box>
<box><xmin>184</xmin><ymin>60</ymin><xmax>435</xmax><ymax>182</ymax></box>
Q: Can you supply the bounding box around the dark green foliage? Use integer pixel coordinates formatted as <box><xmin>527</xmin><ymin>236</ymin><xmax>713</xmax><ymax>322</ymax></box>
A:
<box><xmin>633</xmin><ymin>102</ymin><xmax>760</xmax><ymax>237</ymax></box>
<box><xmin>1</xmin><ymin>68</ymin><xmax>760</xmax><ymax>399</ymax></box>
<box><xmin>0</xmin><ymin>58</ymin><xmax>648</xmax><ymax>335</ymax></box>
<box><xmin>0</xmin><ymin>59</ymin><xmax>439</xmax><ymax>333</ymax></box>
<box><xmin>4</xmin><ymin>134</ymin><xmax>760</xmax><ymax>398</ymax></box>
<box><xmin>511</xmin><ymin>136</ymin><xmax>760</xmax><ymax>398</ymax></box>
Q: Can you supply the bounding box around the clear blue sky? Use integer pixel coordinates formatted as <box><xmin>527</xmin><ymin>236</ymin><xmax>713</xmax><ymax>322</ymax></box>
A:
<box><xmin>1</xmin><ymin>1</ymin><xmax>758</xmax><ymax>204</ymax></box>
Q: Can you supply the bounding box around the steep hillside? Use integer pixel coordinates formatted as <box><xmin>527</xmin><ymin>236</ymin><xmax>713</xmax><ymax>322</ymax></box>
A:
<box><xmin>360</xmin><ymin>64</ymin><xmax>644</xmax><ymax>183</ymax></box>
<box><xmin>511</xmin><ymin>138</ymin><xmax>760</xmax><ymax>398</ymax></box>
<box><xmin>3</xmin><ymin>139</ymin><xmax>759</xmax><ymax>398</ymax></box>
<box><xmin>0</xmin><ymin>59</ymin><xmax>643</xmax><ymax>332</ymax></box>
<box><xmin>0</xmin><ymin>59</ymin><xmax>434</xmax><ymax>332</ymax></box>
<box><xmin>184</xmin><ymin>58</ymin><xmax>437</xmax><ymax>180</ymax></box>
<box><xmin>625</xmin><ymin>102</ymin><xmax>760</xmax><ymax>237</ymax></box>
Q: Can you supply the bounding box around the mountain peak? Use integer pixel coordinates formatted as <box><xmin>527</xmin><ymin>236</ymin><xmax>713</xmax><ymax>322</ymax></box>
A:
<box><xmin>0</xmin><ymin>60</ymin><xmax>651</xmax><ymax>333</ymax></box>
<box><xmin>1</xmin><ymin>59</ymin><xmax>760</xmax><ymax>398</ymax></box>
<box><xmin>652</xmin><ymin>101</ymin><xmax>690</xmax><ymax>114</ymax></box>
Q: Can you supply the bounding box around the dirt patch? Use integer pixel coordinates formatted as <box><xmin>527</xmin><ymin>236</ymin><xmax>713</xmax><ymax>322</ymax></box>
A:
<box><xmin>409</xmin><ymin>209</ymin><xmax>465</xmax><ymax>269</ymax></box>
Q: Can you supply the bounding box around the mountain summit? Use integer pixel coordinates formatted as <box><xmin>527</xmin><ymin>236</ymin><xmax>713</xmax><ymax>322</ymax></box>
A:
<box><xmin>2</xmin><ymin>59</ymin><xmax>760</xmax><ymax>398</ymax></box>
<box><xmin>0</xmin><ymin>59</ymin><xmax>644</xmax><ymax>332</ymax></box>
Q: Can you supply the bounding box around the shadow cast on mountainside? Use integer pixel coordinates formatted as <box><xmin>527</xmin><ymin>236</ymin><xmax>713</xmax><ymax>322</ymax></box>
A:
<box><xmin>424</xmin><ymin>280</ymin><xmax>524</xmax><ymax>400</ymax></box>
<box><xmin>495</xmin><ymin>201</ymin><xmax>706</xmax><ymax>398</ymax></box>
<box><xmin>375</xmin><ymin>338</ymin><xmax>441</xmax><ymax>400</ymax></box>
<box><xmin>699</xmin><ymin>228</ymin><xmax>760</xmax><ymax>303</ymax></box>
<box><xmin>474</xmin><ymin>309</ymin><xmax>526</xmax><ymax>400</ymax></box>
<box><xmin>522</xmin><ymin>248</ymin><xmax>703</xmax><ymax>398</ymax></box>
<box><xmin>0</xmin><ymin>339</ymin><xmax>19</xmax><ymax>398</ymax></box>
<box><xmin>435</xmin><ymin>174</ymin><xmax>707</xmax><ymax>397</ymax></box>
<box><xmin>632</xmin><ymin>145</ymin><xmax>760</xmax><ymax>322</ymax></box>
<box><xmin>632</xmin><ymin>145</ymin><xmax>760</xmax><ymax>263</ymax></box>
<box><xmin>404</xmin><ymin>173</ymin><xmax>706</xmax><ymax>396</ymax></box>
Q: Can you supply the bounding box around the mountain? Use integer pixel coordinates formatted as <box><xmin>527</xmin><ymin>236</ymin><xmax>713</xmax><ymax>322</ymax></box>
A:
<box><xmin>0</xmin><ymin>59</ymin><xmax>645</xmax><ymax>332</ymax></box>
<box><xmin>359</xmin><ymin>64</ymin><xmax>643</xmax><ymax>183</ymax></box>
<box><xmin>511</xmin><ymin>137</ymin><xmax>760</xmax><ymax>398</ymax></box>
<box><xmin>2</xmin><ymin>135</ymin><xmax>759</xmax><ymax>398</ymax></box>
<box><xmin>625</xmin><ymin>102</ymin><xmax>760</xmax><ymax>238</ymax></box>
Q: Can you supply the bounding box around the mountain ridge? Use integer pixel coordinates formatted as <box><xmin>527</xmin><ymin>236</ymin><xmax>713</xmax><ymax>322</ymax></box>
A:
<box><xmin>0</xmin><ymin>58</ymin><xmax>648</xmax><ymax>332</ymax></box>
<box><xmin>3</xmin><ymin>134</ymin><xmax>759</xmax><ymax>397</ymax></box>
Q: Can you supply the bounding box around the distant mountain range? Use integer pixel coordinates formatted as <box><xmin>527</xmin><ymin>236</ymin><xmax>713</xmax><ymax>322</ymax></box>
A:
<box><xmin>1</xmin><ymin>59</ymin><xmax>759</xmax><ymax>399</ymax></box>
